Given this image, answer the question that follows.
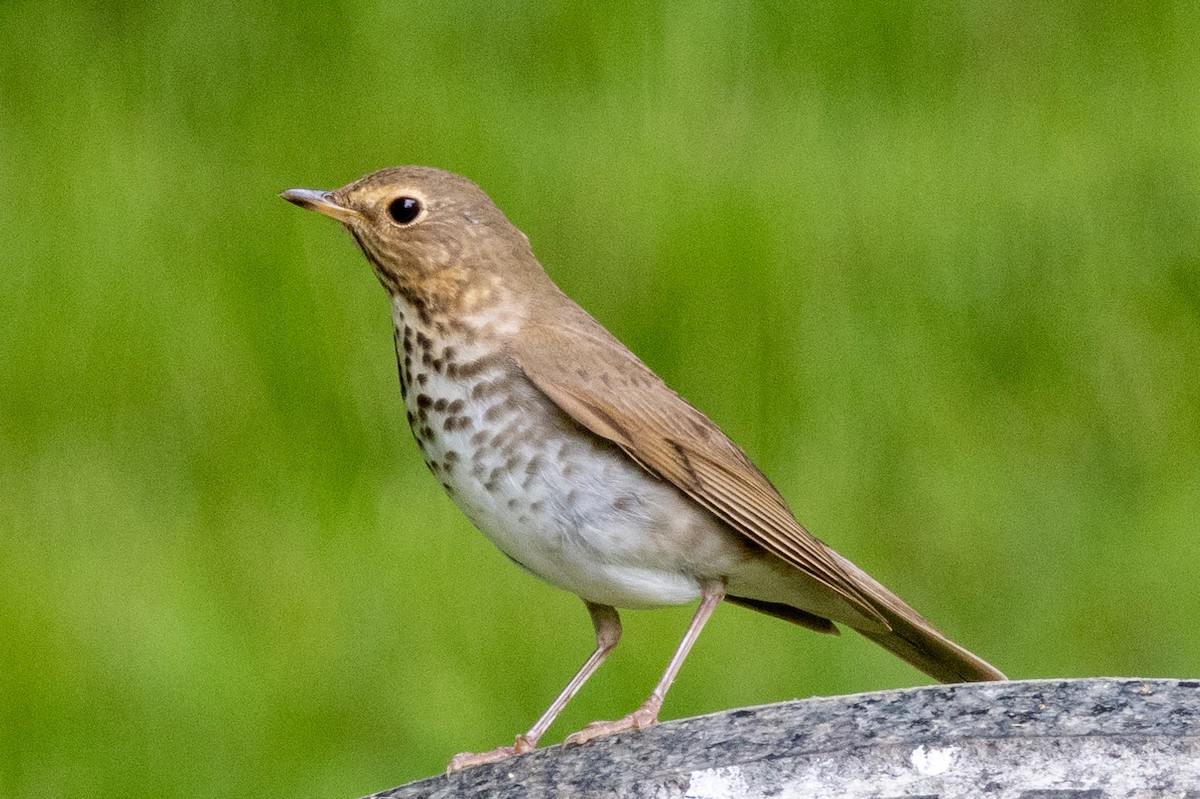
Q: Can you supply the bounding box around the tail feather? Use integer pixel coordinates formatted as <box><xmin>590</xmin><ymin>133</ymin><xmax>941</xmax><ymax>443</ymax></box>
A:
<box><xmin>854</xmin><ymin>612</ymin><xmax>1005</xmax><ymax>682</ymax></box>
<box><xmin>832</xmin><ymin>553</ymin><xmax>1006</xmax><ymax>682</ymax></box>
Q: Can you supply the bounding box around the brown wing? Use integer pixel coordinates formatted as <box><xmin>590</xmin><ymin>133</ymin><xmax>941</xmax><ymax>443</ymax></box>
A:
<box><xmin>508</xmin><ymin>314</ymin><xmax>886</xmax><ymax>630</ymax></box>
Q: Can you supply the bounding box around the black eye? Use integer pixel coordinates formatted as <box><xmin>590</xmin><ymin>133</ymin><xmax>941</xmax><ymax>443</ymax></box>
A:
<box><xmin>387</xmin><ymin>196</ymin><xmax>422</xmax><ymax>225</ymax></box>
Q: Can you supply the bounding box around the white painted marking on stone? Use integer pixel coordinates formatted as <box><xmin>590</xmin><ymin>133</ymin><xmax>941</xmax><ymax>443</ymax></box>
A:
<box><xmin>685</xmin><ymin>765</ymin><xmax>751</xmax><ymax>799</ymax></box>
<box><xmin>910</xmin><ymin>744</ymin><xmax>958</xmax><ymax>775</ymax></box>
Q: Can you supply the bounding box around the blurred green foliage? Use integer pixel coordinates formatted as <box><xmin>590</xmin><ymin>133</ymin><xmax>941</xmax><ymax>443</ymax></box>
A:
<box><xmin>2</xmin><ymin>0</ymin><xmax>1199</xmax><ymax>796</ymax></box>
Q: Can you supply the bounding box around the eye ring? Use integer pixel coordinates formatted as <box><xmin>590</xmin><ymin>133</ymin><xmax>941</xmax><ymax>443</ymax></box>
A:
<box><xmin>387</xmin><ymin>196</ymin><xmax>423</xmax><ymax>225</ymax></box>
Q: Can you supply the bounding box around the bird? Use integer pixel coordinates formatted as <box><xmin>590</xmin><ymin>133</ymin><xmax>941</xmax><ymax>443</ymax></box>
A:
<box><xmin>279</xmin><ymin>166</ymin><xmax>1005</xmax><ymax>772</ymax></box>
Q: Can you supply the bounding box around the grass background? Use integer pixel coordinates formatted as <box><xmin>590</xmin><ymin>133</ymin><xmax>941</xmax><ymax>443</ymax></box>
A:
<box><xmin>2</xmin><ymin>1</ymin><xmax>1199</xmax><ymax>796</ymax></box>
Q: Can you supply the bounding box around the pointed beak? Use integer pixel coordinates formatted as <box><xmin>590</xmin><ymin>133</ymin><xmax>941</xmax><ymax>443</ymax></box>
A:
<box><xmin>279</xmin><ymin>188</ymin><xmax>364</xmax><ymax>224</ymax></box>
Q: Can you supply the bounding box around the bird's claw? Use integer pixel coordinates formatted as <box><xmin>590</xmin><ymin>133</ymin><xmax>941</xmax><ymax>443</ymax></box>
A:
<box><xmin>446</xmin><ymin>734</ymin><xmax>536</xmax><ymax>773</ymax></box>
<box><xmin>563</xmin><ymin>703</ymin><xmax>660</xmax><ymax>747</ymax></box>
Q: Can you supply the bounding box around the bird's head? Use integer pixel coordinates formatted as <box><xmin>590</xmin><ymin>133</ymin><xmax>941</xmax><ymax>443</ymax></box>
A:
<box><xmin>281</xmin><ymin>166</ymin><xmax>537</xmax><ymax>302</ymax></box>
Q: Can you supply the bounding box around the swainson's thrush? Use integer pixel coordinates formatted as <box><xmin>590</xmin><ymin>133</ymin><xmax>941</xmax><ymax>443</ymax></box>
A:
<box><xmin>280</xmin><ymin>166</ymin><xmax>1004</xmax><ymax>772</ymax></box>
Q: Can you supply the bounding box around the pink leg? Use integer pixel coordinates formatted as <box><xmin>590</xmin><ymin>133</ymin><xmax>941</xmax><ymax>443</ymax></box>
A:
<box><xmin>446</xmin><ymin>601</ymin><xmax>621</xmax><ymax>773</ymax></box>
<box><xmin>564</xmin><ymin>579</ymin><xmax>725</xmax><ymax>748</ymax></box>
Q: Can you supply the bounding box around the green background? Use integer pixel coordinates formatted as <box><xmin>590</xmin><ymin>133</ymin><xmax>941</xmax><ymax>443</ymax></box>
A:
<box><xmin>3</xmin><ymin>1</ymin><xmax>1198</xmax><ymax>796</ymax></box>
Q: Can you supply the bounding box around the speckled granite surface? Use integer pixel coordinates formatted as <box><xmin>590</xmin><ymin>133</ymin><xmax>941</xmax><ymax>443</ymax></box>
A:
<box><xmin>369</xmin><ymin>678</ymin><xmax>1200</xmax><ymax>799</ymax></box>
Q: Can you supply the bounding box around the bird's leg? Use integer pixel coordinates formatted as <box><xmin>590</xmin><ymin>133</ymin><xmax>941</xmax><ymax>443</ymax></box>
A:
<box><xmin>564</xmin><ymin>579</ymin><xmax>725</xmax><ymax>748</ymax></box>
<box><xmin>446</xmin><ymin>601</ymin><xmax>621</xmax><ymax>773</ymax></box>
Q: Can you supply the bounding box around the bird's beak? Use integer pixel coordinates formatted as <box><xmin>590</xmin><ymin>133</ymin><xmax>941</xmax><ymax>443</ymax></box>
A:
<box><xmin>279</xmin><ymin>188</ymin><xmax>364</xmax><ymax>224</ymax></box>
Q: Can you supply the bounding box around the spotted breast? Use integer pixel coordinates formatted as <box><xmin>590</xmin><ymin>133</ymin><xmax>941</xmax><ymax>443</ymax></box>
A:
<box><xmin>389</xmin><ymin>295</ymin><xmax>745</xmax><ymax>610</ymax></box>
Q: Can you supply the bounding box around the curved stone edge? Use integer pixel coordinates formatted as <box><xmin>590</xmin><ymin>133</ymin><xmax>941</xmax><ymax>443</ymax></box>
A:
<box><xmin>369</xmin><ymin>677</ymin><xmax>1200</xmax><ymax>799</ymax></box>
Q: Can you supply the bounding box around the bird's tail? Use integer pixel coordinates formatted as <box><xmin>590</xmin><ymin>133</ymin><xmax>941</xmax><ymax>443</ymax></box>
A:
<box><xmin>832</xmin><ymin>552</ymin><xmax>1006</xmax><ymax>683</ymax></box>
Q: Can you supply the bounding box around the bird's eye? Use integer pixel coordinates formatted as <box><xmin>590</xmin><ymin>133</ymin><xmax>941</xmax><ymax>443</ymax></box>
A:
<box><xmin>387</xmin><ymin>196</ymin><xmax>422</xmax><ymax>225</ymax></box>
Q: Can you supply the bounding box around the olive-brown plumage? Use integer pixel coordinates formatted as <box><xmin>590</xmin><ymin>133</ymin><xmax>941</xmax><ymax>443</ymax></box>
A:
<box><xmin>280</xmin><ymin>166</ymin><xmax>1005</xmax><ymax>772</ymax></box>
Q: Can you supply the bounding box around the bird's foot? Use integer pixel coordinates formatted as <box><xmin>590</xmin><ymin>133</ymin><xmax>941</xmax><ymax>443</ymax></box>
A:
<box><xmin>563</xmin><ymin>700</ymin><xmax>660</xmax><ymax>747</ymax></box>
<box><xmin>446</xmin><ymin>734</ymin><xmax>536</xmax><ymax>773</ymax></box>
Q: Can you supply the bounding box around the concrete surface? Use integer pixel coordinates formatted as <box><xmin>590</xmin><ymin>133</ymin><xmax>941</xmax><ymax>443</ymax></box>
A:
<box><xmin>368</xmin><ymin>678</ymin><xmax>1200</xmax><ymax>799</ymax></box>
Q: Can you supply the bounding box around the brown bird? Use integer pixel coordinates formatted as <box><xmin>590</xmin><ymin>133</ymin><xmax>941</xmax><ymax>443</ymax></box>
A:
<box><xmin>280</xmin><ymin>166</ymin><xmax>1005</xmax><ymax>772</ymax></box>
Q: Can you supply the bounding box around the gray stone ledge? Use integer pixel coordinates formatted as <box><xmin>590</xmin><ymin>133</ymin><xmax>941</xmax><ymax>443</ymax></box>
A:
<box><xmin>370</xmin><ymin>678</ymin><xmax>1200</xmax><ymax>799</ymax></box>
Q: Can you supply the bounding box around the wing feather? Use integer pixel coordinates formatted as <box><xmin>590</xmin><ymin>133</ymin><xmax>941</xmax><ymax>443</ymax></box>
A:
<box><xmin>509</xmin><ymin>318</ymin><xmax>885</xmax><ymax>627</ymax></box>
